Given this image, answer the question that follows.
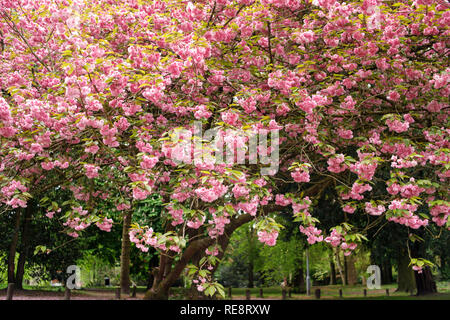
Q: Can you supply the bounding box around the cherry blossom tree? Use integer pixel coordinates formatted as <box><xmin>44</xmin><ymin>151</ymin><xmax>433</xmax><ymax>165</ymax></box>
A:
<box><xmin>0</xmin><ymin>0</ymin><xmax>448</xmax><ymax>298</ymax></box>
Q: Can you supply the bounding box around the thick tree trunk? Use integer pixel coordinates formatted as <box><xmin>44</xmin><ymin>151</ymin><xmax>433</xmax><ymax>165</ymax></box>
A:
<box><xmin>146</xmin><ymin>254</ymin><xmax>159</xmax><ymax>290</ymax></box>
<box><xmin>396</xmin><ymin>249</ymin><xmax>416</xmax><ymax>293</ymax></box>
<box><xmin>346</xmin><ymin>255</ymin><xmax>357</xmax><ymax>286</ymax></box>
<box><xmin>7</xmin><ymin>210</ymin><xmax>22</xmax><ymax>284</ymax></box>
<box><xmin>343</xmin><ymin>255</ymin><xmax>349</xmax><ymax>285</ymax></box>
<box><xmin>415</xmin><ymin>267</ymin><xmax>437</xmax><ymax>295</ymax></box>
<box><xmin>15</xmin><ymin>203</ymin><xmax>33</xmax><ymax>289</ymax></box>
<box><xmin>292</xmin><ymin>267</ymin><xmax>305</xmax><ymax>293</ymax></box>
<box><xmin>381</xmin><ymin>259</ymin><xmax>393</xmax><ymax>284</ymax></box>
<box><xmin>120</xmin><ymin>211</ymin><xmax>132</xmax><ymax>295</ymax></box>
<box><xmin>144</xmin><ymin>214</ymin><xmax>253</xmax><ymax>300</ymax></box>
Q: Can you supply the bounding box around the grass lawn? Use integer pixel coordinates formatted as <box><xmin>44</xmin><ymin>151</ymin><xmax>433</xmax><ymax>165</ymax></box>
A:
<box><xmin>225</xmin><ymin>282</ymin><xmax>450</xmax><ymax>300</ymax></box>
<box><xmin>1</xmin><ymin>282</ymin><xmax>449</xmax><ymax>300</ymax></box>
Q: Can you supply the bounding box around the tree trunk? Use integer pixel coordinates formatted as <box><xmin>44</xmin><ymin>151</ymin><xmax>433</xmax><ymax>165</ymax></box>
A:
<box><xmin>248</xmin><ymin>261</ymin><xmax>254</xmax><ymax>288</ymax></box>
<box><xmin>329</xmin><ymin>253</ymin><xmax>337</xmax><ymax>285</ymax></box>
<box><xmin>346</xmin><ymin>255</ymin><xmax>357</xmax><ymax>286</ymax></box>
<box><xmin>247</xmin><ymin>225</ymin><xmax>255</xmax><ymax>288</ymax></box>
<box><xmin>292</xmin><ymin>267</ymin><xmax>305</xmax><ymax>293</ymax></box>
<box><xmin>146</xmin><ymin>254</ymin><xmax>159</xmax><ymax>290</ymax></box>
<box><xmin>396</xmin><ymin>249</ymin><xmax>416</xmax><ymax>293</ymax></box>
<box><xmin>381</xmin><ymin>259</ymin><xmax>393</xmax><ymax>284</ymax></box>
<box><xmin>415</xmin><ymin>267</ymin><xmax>437</xmax><ymax>295</ymax></box>
<box><xmin>7</xmin><ymin>210</ymin><xmax>22</xmax><ymax>284</ymax></box>
<box><xmin>334</xmin><ymin>248</ymin><xmax>346</xmax><ymax>286</ymax></box>
<box><xmin>15</xmin><ymin>203</ymin><xmax>33</xmax><ymax>289</ymax></box>
<box><xmin>120</xmin><ymin>211</ymin><xmax>132</xmax><ymax>295</ymax></box>
<box><xmin>144</xmin><ymin>214</ymin><xmax>253</xmax><ymax>300</ymax></box>
<box><xmin>343</xmin><ymin>255</ymin><xmax>349</xmax><ymax>285</ymax></box>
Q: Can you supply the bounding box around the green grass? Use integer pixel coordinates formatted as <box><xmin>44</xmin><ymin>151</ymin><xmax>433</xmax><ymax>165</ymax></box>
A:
<box><xmin>226</xmin><ymin>282</ymin><xmax>450</xmax><ymax>300</ymax></box>
<box><xmin>2</xmin><ymin>282</ymin><xmax>449</xmax><ymax>300</ymax></box>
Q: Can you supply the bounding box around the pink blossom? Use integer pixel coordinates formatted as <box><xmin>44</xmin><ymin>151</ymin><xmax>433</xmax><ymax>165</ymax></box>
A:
<box><xmin>257</xmin><ymin>230</ymin><xmax>279</xmax><ymax>246</ymax></box>
<box><xmin>291</xmin><ymin>168</ymin><xmax>310</xmax><ymax>183</ymax></box>
<box><xmin>84</xmin><ymin>164</ymin><xmax>100</xmax><ymax>179</ymax></box>
<box><xmin>364</xmin><ymin>202</ymin><xmax>386</xmax><ymax>216</ymax></box>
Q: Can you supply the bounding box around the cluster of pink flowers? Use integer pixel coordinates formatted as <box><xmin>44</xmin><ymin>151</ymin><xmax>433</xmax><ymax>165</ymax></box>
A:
<box><xmin>349</xmin><ymin>153</ymin><xmax>378</xmax><ymax>181</ymax></box>
<box><xmin>391</xmin><ymin>155</ymin><xmax>418</xmax><ymax>169</ymax></box>
<box><xmin>324</xmin><ymin>228</ymin><xmax>345</xmax><ymax>247</ymax></box>
<box><xmin>72</xmin><ymin>206</ymin><xmax>88</xmax><ymax>216</ymax></box>
<box><xmin>388</xmin><ymin>200</ymin><xmax>428</xmax><ymax>229</ymax></box>
<box><xmin>168</xmin><ymin>206</ymin><xmax>184</xmax><ymax>226</ymax></box>
<box><xmin>99</xmin><ymin>124</ymin><xmax>119</xmax><ymax>147</ymax></box>
<box><xmin>193</xmin><ymin>277</ymin><xmax>207</xmax><ymax>293</ymax></box>
<box><xmin>129</xmin><ymin>228</ymin><xmax>164</xmax><ymax>253</ymax></box>
<box><xmin>337</xmin><ymin>128</ymin><xmax>353</xmax><ymax>140</ymax></box>
<box><xmin>41</xmin><ymin>159</ymin><xmax>70</xmax><ymax>171</ymax></box>
<box><xmin>291</xmin><ymin>167</ymin><xmax>310</xmax><ymax>183</ymax></box>
<box><xmin>1</xmin><ymin>180</ymin><xmax>28</xmax><ymax>198</ymax></box>
<box><xmin>275</xmin><ymin>194</ymin><xmax>291</xmax><ymax>206</ymax></box>
<box><xmin>64</xmin><ymin>218</ymin><xmax>91</xmax><ymax>233</ymax></box>
<box><xmin>340</xmin><ymin>242</ymin><xmax>358</xmax><ymax>256</ymax></box>
<box><xmin>341</xmin><ymin>182</ymin><xmax>372</xmax><ymax>200</ymax></box>
<box><xmin>84</xmin><ymin>144</ymin><xmax>100</xmax><ymax>154</ymax></box>
<box><xmin>1</xmin><ymin>180</ymin><xmax>28</xmax><ymax>208</ymax></box>
<box><xmin>187</xmin><ymin>216</ymin><xmax>205</xmax><ymax>229</ymax></box>
<box><xmin>325</xmin><ymin>228</ymin><xmax>357</xmax><ymax>256</ymax></box>
<box><xmin>116</xmin><ymin>203</ymin><xmax>131</xmax><ymax>211</ymax></box>
<box><xmin>386</xmin><ymin>118</ymin><xmax>409</xmax><ymax>133</ymax></box>
<box><xmin>387</xmin><ymin>181</ymin><xmax>425</xmax><ymax>198</ymax></box>
<box><xmin>364</xmin><ymin>202</ymin><xmax>386</xmax><ymax>216</ymax></box>
<box><xmin>96</xmin><ymin>217</ymin><xmax>113</xmax><ymax>232</ymax></box>
<box><xmin>430</xmin><ymin>205</ymin><xmax>450</xmax><ymax>227</ymax></box>
<box><xmin>238</xmin><ymin>196</ymin><xmax>260</xmax><ymax>216</ymax></box>
<box><xmin>207</xmin><ymin>209</ymin><xmax>230</xmax><ymax>239</ymax></box>
<box><xmin>195</xmin><ymin>179</ymin><xmax>228</xmax><ymax>203</ymax></box>
<box><xmin>299</xmin><ymin>225</ymin><xmax>324</xmax><ymax>244</ymax></box>
<box><xmin>232</xmin><ymin>184</ymin><xmax>250</xmax><ymax>199</ymax></box>
<box><xmin>257</xmin><ymin>230</ymin><xmax>279</xmax><ymax>246</ymax></box>
<box><xmin>342</xmin><ymin>204</ymin><xmax>356</xmax><ymax>214</ymax></box>
<box><xmin>141</xmin><ymin>155</ymin><xmax>159</xmax><ymax>170</ymax></box>
<box><xmin>292</xmin><ymin>197</ymin><xmax>312</xmax><ymax>214</ymax></box>
<box><xmin>205</xmin><ymin>246</ymin><xmax>219</xmax><ymax>257</ymax></box>
<box><xmin>327</xmin><ymin>154</ymin><xmax>348</xmax><ymax>173</ymax></box>
<box><xmin>84</xmin><ymin>164</ymin><xmax>100</xmax><ymax>179</ymax></box>
<box><xmin>193</xmin><ymin>104</ymin><xmax>212</xmax><ymax>119</ymax></box>
<box><xmin>46</xmin><ymin>208</ymin><xmax>61</xmax><ymax>219</ymax></box>
<box><xmin>221</xmin><ymin>110</ymin><xmax>239</xmax><ymax>126</ymax></box>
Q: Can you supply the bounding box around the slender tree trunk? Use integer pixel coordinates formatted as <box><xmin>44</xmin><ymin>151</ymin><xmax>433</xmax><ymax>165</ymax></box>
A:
<box><xmin>120</xmin><ymin>211</ymin><xmax>132</xmax><ymax>295</ymax></box>
<box><xmin>334</xmin><ymin>248</ymin><xmax>346</xmax><ymax>286</ymax></box>
<box><xmin>15</xmin><ymin>203</ymin><xmax>33</xmax><ymax>289</ymax></box>
<box><xmin>248</xmin><ymin>261</ymin><xmax>254</xmax><ymax>288</ymax></box>
<box><xmin>247</xmin><ymin>225</ymin><xmax>255</xmax><ymax>288</ymax></box>
<box><xmin>396</xmin><ymin>249</ymin><xmax>416</xmax><ymax>293</ymax></box>
<box><xmin>7</xmin><ymin>210</ymin><xmax>22</xmax><ymax>284</ymax></box>
<box><xmin>329</xmin><ymin>252</ymin><xmax>337</xmax><ymax>285</ymax></box>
